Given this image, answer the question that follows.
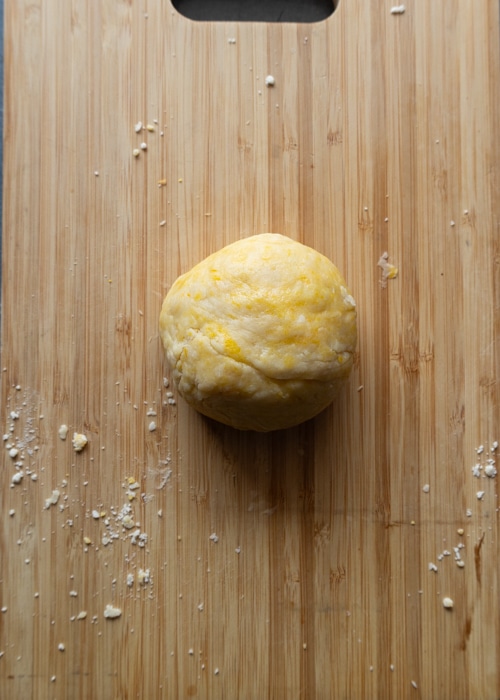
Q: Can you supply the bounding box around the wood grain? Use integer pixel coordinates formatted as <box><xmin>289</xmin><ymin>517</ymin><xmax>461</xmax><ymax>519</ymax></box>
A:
<box><xmin>1</xmin><ymin>1</ymin><xmax>500</xmax><ymax>698</ymax></box>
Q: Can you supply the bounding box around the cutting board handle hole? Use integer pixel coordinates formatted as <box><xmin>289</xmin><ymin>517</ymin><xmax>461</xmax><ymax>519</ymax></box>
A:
<box><xmin>171</xmin><ymin>0</ymin><xmax>337</xmax><ymax>23</ymax></box>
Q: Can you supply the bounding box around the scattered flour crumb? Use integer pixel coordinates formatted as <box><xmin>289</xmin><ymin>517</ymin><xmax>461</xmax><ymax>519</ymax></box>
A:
<box><xmin>472</xmin><ymin>463</ymin><xmax>482</xmax><ymax>477</ymax></box>
<box><xmin>58</xmin><ymin>643</ymin><xmax>65</xmax><ymax>652</ymax></box>
<box><xmin>44</xmin><ymin>490</ymin><xmax>60</xmax><ymax>509</ymax></box>
<box><xmin>137</xmin><ymin>568</ymin><xmax>150</xmax><ymax>585</ymax></box>
<box><xmin>58</xmin><ymin>424</ymin><xmax>69</xmax><ymax>440</ymax></box>
<box><xmin>265</xmin><ymin>75</ymin><xmax>275</xmax><ymax>87</ymax></box>
<box><xmin>471</xmin><ymin>442</ymin><xmax>497</xmax><ymax>478</ymax></box>
<box><xmin>152</xmin><ymin>464</ymin><xmax>172</xmax><ymax>490</ymax></box>
<box><xmin>485</xmin><ymin>461</ymin><xmax>497</xmax><ymax>478</ymax></box>
<box><xmin>103</xmin><ymin>604</ymin><xmax>122</xmax><ymax>619</ymax></box>
<box><xmin>130</xmin><ymin>529</ymin><xmax>148</xmax><ymax>547</ymax></box>
<box><xmin>127</xmin><ymin>477</ymin><xmax>141</xmax><ymax>491</ymax></box>
<box><xmin>390</xmin><ymin>4</ymin><xmax>406</xmax><ymax>13</ymax></box>
<box><xmin>209</xmin><ymin>532</ymin><xmax>219</xmax><ymax>543</ymax></box>
<box><xmin>442</xmin><ymin>596</ymin><xmax>454</xmax><ymax>609</ymax></box>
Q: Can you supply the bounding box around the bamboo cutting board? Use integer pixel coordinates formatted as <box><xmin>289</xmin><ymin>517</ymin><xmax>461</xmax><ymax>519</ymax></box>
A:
<box><xmin>1</xmin><ymin>1</ymin><xmax>500</xmax><ymax>698</ymax></box>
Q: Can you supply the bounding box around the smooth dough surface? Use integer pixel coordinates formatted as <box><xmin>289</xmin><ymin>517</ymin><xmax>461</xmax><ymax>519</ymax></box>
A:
<box><xmin>159</xmin><ymin>234</ymin><xmax>357</xmax><ymax>431</ymax></box>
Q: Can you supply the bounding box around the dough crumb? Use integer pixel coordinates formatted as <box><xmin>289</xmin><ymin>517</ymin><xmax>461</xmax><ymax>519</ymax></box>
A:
<box><xmin>377</xmin><ymin>252</ymin><xmax>399</xmax><ymax>287</ymax></box>
<box><xmin>72</xmin><ymin>432</ymin><xmax>88</xmax><ymax>452</ymax></box>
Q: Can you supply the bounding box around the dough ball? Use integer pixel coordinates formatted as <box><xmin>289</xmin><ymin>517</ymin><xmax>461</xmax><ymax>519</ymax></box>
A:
<box><xmin>159</xmin><ymin>233</ymin><xmax>357</xmax><ymax>431</ymax></box>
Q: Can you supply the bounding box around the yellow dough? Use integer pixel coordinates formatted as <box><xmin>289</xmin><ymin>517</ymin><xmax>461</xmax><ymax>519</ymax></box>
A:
<box><xmin>159</xmin><ymin>234</ymin><xmax>357</xmax><ymax>431</ymax></box>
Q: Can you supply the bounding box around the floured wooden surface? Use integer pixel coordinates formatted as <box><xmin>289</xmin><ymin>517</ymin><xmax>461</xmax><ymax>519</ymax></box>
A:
<box><xmin>1</xmin><ymin>2</ymin><xmax>500</xmax><ymax>698</ymax></box>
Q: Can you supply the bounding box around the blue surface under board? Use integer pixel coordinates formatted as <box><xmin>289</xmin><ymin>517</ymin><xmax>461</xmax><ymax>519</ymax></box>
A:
<box><xmin>0</xmin><ymin>0</ymin><xmax>3</xmax><ymax>286</ymax></box>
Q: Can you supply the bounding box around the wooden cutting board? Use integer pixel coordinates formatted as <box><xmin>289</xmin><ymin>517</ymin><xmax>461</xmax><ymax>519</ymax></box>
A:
<box><xmin>2</xmin><ymin>2</ymin><xmax>500</xmax><ymax>698</ymax></box>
